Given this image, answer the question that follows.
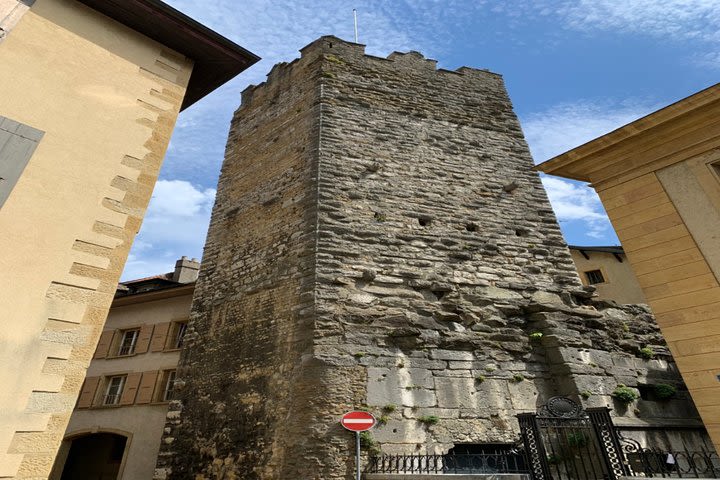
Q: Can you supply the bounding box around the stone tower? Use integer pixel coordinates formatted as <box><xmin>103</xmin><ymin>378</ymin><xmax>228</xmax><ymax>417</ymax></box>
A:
<box><xmin>156</xmin><ymin>37</ymin><xmax>699</xmax><ymax>479</ymax></box>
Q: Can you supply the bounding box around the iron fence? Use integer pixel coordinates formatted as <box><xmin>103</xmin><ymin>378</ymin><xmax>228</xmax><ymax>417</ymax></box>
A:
<box><xmin>366</xmin><ymin>451</ymin><xmax>529</xmax><ymax>475</ymax></box>
<box><xmin>621</xmin><ymin>437</ymin><xmax>720</xmax><ymax>478</ymax></box>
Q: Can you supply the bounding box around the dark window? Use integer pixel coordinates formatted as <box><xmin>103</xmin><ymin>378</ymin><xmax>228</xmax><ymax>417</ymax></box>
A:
<box><xmin>103</xmin><ymin>375</ymin><xmax>126</xmax><ymax>405</ymax></box>
<box><xmin>117</xmin><ymin>329</ymin><xmax>139</xmax><ymax>356</ymax></box>
<box><xmin>444</xmin><ymin>444</ymin><xmax>526</xmax><ymax>474</ymax></box>
<box><xmin>585</xmin><ymin>269</ymin><xmax>605</xmax><ymax>284</ymax></box>
<box><xmin>173</xmin><ymin>321</ymin><xmax>187</xmax><ymax>349</ymax></box>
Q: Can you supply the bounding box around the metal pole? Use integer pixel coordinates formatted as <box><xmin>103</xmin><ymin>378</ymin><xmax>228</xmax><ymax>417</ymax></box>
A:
<box><xmin>353</xmin><ymin>9</ymin><xmax>358</xmax><ymax>43</ymax></box>
<box><xmin>356</xmin><ymin>431</ymin><xmax>361</xmax><ymax>480</ymax></box>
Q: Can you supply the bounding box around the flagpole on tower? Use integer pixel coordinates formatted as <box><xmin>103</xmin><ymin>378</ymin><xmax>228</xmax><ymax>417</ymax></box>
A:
<box><xmin>353</xmin><ymin>9</ymin><xmax>358</xmax><ymax>43</ymax></box>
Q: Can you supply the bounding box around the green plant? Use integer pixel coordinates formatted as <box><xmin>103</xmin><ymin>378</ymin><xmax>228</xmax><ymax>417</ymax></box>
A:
<box><xmin>325</xmin><ymin>54</ymin><xmax>345</xmax><ymax>64</ymax></box>
<box><xmin>547</xmin><ymin>454</ymin><xmax>563</xmax><ymax>465</ymax></box>
<box><xmin>417</xmin><ymin>415</ymin><xmax>439</xmax><ymax>426</ymax></box>
<box><xmin>512</xmin><ymin>373</ymin><xmax>525</xmax><ymax>382</ymax></box>
<box><xmin>653</xmin><ymin>383</ymin><xmax>677</xmax><ymax>400</ymax></box>
<box><xmin>622</xmin><ymin>322</ymin><xmax>630</xmax><ymax>332</ymax></box>
<box><xmin>639</xmin><ymin>347</ymin><xmax>655</xmax><ymax>360</ymax></box>
<box><xmin>529</xmin><ymin>332</ymin><xmax>543</xmax><ymax>340</ymax></box>
<box><xmin>475</xmin><ymin>375</ymin><xmax>486</xmax><ymax>383</ymax></box>
<box><xmin>353</xmin><ymin>352</ymin><xmax>366</xmax><ymax>358</ymax></box>
<box><xmin>612</xmin><ymin>385</ymin><xmax>639</xmax><ymax>404</ymax></box>
<box><xmin>566</xmin><ymin>432</ymin><xmax>589</xmax><ymax>448</ymax></box>
<box><xmin>374</xmin><ymin>212</ymin><xmax>386</xmax><ymax>222</ymax></box>
<box><xmin>359</xmin><ymin>431</ymin><xmax>381</xmax><ymax>456</ymax></box>
<box><xmin>321</xmin><ymin>71</ymin><xmax>336</xmax><ymax>79</ymax></box>
<box><xmin>580</xmin><ymin>390</ymin><xmax>592</xmax><ymax>399</ymax></box>
<box><xmin>382</xmin><ymin>404</ymin><xmax>397</xmax><ymax>413</ymax></box>
<box><xmin>377</xmin><ymin>415</ymin><xmax>390</xmax><ymax>425</ymax></box>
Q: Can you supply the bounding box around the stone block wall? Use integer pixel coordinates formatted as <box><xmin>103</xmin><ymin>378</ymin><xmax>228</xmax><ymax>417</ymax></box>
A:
<box><xmin>156</xmin><ymin>37</ymin><xmax>705</xmax><ymax>480</ymax></box>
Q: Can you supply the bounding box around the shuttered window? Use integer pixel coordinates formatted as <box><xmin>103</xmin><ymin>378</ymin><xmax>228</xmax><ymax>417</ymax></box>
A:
<box><xmin>135</xmin><ymin>370</ymin><xmax>159</xmax><ymax>404</ymax></box>
<box><xmin>0</xmin><ymin>115</ymin><xmax>43</xmax><ymax>208</ymax></box>
<box><xmin>77</xmin><ymin>377</ymin><xmax>101</xmax><ymax>408</ymax></box>
<box><xmin>150</xmin><ymin>322</ymin><xmax>171</xmax><ymax>352</ymax></box>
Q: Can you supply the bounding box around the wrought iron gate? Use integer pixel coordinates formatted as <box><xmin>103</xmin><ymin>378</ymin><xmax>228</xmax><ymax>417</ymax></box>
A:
<box><xmin>518</xmin><ymin>397</ymin><xmax>628</xmax><ymax>480</ymax></box>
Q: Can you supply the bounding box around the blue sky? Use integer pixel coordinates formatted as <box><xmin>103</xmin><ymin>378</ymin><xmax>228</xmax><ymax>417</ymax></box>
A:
<box><xmin>122</xmin><ymin>0</ymin><xmax>720</xmax><ymax>280</ymax></box>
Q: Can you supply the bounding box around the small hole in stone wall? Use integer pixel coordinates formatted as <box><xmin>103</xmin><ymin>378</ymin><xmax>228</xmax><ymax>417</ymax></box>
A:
<box><xmin>418</xmin><ymin>217</ymin><xmax>431</xmax><ymax>227</ymax></box>
<box><xmin>393</xmin><ymin>429</ymin><xmax>398</xmax><ymax>433</ymax></box>
<box><xmin>466</xmin><ymin>223</ymin><xmax>477</xmax><ymax>232</ymax></box>
<box><xmin>515</xmin><ymin>228</ymin><xmax>529</xmax><ymax>237</ymax></box>
<box><xmin>432</xmin><ymin>290</ymin><xmax>445</xmax><ymax>301</ymax></box>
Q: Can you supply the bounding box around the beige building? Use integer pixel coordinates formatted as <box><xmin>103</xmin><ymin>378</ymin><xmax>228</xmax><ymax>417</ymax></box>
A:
<box><xmin>51</xmin><ymin>258</ymin><xmax>197</xmax><ymax>480</ymax></box>
<box><xmin>0</xmin><ymin>1</ymin><xmax>257</xmax><ymax>477</ymax></box>
<box><xmin>568</xmin><ymin>245</ymin><xmax>647</xmax><ymax>304</ymax></box>
<box><xmin>538</xmin><ymin>83</ymin><xmax>720</xmax><ymax>453</ymax></box>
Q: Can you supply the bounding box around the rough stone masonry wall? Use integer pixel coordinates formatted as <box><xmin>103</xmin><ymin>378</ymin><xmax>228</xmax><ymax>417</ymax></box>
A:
<box><xmin>309</xmin><ymin>38</ymin><xmax>701</xmax><ymax>455</ymax></box>
<box><xmin>157</xmin><ymin>36</ymin><xmax>705</xmax><ymax>480</ymax></box>
<box><xmin>156</xmin><ymin>46</ymin><xmax>328</xmax><ymax>479</ymax></box>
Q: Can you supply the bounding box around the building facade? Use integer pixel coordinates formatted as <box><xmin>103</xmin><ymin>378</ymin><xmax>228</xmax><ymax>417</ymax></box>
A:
<box><xmin>568</xmin><ymin>246</ymin><xmax>647</xmax><ymax>304</ymax></box>
<box><xmin>537</xmin><ymin>83</ymin><xmax>720</xmax><ymax>454</ymax></box>
<box><xmin>155</xmin><ymin>37</ymin><xmax>711</xmax><ymax>480</ymax></box>
<box><xmin>51</xmin><ymin>258</ymin><xmax>197</xmax><ymax>479</ymax></box>
<box><xmin>0</xmin><ymin>1</ymin><xmax>257</xmax><ymax>477</ymax></box>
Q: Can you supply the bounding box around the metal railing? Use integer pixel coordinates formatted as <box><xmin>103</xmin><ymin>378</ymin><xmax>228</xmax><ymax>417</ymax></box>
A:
<box><xmin>366</xmin><ymin>452</ymin><xmax>529</xmax><ymax>475</ymax></box>
<box><xmin>621</xmin><ymin>442</ymin><xmax>720</xmax><ymax>478</ymax></box>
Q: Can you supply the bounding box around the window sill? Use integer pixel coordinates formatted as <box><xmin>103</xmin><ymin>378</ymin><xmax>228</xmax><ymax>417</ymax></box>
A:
<box><xmin>106</xmin><ymin>353</ymin><xmax>137</xmax><ymax>359</ymax></box>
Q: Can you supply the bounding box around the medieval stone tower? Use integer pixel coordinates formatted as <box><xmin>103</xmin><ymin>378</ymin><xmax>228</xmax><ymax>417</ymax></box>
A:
<box><xmin>155</xmin><ymin>37</ymin><xmax>700</xmax><ymax>479</ymax></box>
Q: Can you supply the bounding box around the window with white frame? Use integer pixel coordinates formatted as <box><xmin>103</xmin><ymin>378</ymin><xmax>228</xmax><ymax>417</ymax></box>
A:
<box><xmin>161</xmin><ymin>370</ymin><xmax>176</xmax><ymax>402</ymax></box>
<box><xmin>117</xmin><ymin>329</ymin><xmax>139</xmax><ymax>356</ymax></box>
<box><xmin>103</xmin><ymin>375</ymin><xmax>126</xmax><ymax>405</ymax></box>
<box><xmin>173</xmin><ymin>321</ymin><xmax>187</xmax><ymax>349</ymax></box>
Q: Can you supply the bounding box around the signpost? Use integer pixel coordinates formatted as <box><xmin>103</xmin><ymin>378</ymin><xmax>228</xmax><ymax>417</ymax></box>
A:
<box><xmin>341</xmin><ymin>411</ymin><xmax>376</xmax><ymax>480</ymax></box>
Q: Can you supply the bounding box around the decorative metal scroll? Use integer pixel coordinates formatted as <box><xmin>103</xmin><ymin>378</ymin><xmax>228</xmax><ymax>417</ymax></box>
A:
<box><xmin>619</xmin><ymin>434</ymin><xmax>720</xmax><ymax>478</ymax></box>
<box><xmin>519</xmin><ymin>398</ymin><xmax>624</xmax><ymax>480</ymax></box>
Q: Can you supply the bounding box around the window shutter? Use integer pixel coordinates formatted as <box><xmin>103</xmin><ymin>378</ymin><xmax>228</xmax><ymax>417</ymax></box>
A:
<box><xmin>77</xmin><ymin>376</ymin><xmax>100</xmax><ymax>408</ymax></box>
<box><xmin>150</xmin><ymin>322</ymin><xmax>171</xmax><ymax>352</ymax></box>
<box><xmin>134</xmin><ymin>324</ymin><xmax>154</xmax><ymax>354</ymax></box>
<box><xmin>93</xmin><ymin>330</ymin><xmax>115</xmax><ymax>359</ymax></box>
<box><xmin>0</xmin><ymin>116</ymin><xmax>44</xmax><ymax>208</ymax></box>
<box><xmin>135</xmin><ymin>370</ymin><xmax>159</xmax><ymax>404</ymax></box>
<box><xmin>119</xmin><ymin>372</ymin><xmax>142</xmax><ymax>405</ymax></box>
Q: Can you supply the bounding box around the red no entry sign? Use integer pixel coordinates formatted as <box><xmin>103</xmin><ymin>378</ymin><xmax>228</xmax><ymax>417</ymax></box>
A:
<box><xmin>341</xmin><ymin>411</ymin><xmax>376</xmax><ymax>432</ymax></box>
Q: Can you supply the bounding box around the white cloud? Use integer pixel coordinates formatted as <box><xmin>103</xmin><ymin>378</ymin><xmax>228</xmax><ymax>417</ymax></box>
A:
<box><xmin>540</xmin><ymin>176</ymin><xmax>613</xmax><ymax>239</ymax></box>
<box><xmin>523</xmin><ymin>98</ymin><xmax>657</xmax><ymax>241</ymax></box>
<box><xmin>555</xmin><ymin>0</ymin><xmax>720</xmax><ymax>43</ymax></box>
<box><xmin>521</xmin><ymin>99</ymin><xmax>658</xmax><ymax>163</ymax></box>
<box><xmin>121</xmin><ymin>180</ymin><xmax>215</xmax><ymax>281</ymax></box>
<box><xmin>692</xmin><ymin>51</ymin><xmax>720</xmax><ymax>70</ymax></box>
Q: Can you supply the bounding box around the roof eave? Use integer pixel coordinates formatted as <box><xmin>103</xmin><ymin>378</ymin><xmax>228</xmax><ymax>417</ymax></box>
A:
<box><xmin>536</xmin><ymin>82</ymin><xmax>720</xmax><ymax>181</ymax></box>
<box><xmin>75</xmin><ymin>0</ymin><xmax>260</xmax><ymax>111</ymax></box>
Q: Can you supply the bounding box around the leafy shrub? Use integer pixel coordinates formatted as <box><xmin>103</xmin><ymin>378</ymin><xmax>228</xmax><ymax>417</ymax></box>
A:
<box><xmin>382</xmin><ymin>404</ymin><xmax>397</xmax><ymax>413</ymax></box>
<box><xmin>566</xmin><ymin>432</ymin><xmax>589</xmax><ymax>448</ymax></box>
<box><xmin>638</xmin><ymin>347</ymin><xmax>655</xmax><ymax>359</ymax></box>
<box><xmin>653</xmin><ymin>383</ymin><xmax>677</xmax><ymax>400</ymax></box>
<box><xmin>612</xmin><ymin>385</ymin><xmax>639</xmax><ymax>404</ymax></box>
<box><xmin>529</xmin><ymin>332</ymin><xmax>543</xmax><ymax>340</ymax></box>
<box><xmin>359</xmin><ymin>431</ymin><xmax>381</xmax><ymax>456</ymax></box>
<box><xmin>417</xmin><ymin>415</ymin><xmax>439</xmax><ymax>426</ymax></box>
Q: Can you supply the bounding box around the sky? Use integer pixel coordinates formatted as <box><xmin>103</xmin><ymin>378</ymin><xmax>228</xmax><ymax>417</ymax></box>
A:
<box><xmin>121</xmin><ymin>0</ymin><xmax>720</xmax><ymax>280</ymax></box>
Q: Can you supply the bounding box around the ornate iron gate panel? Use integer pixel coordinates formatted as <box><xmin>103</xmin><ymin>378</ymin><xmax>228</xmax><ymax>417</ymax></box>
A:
<box><xmin>519</xmin><ymin>397</ymin><xmax>626</xmax><ymax>480</ymax></box>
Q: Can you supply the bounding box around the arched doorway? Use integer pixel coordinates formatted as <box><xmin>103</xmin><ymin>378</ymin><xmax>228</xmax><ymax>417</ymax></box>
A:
<box><xmin>57</xmin><ymin>432</ymin><xmax>127</xmax><ymax>480</ymax></box>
